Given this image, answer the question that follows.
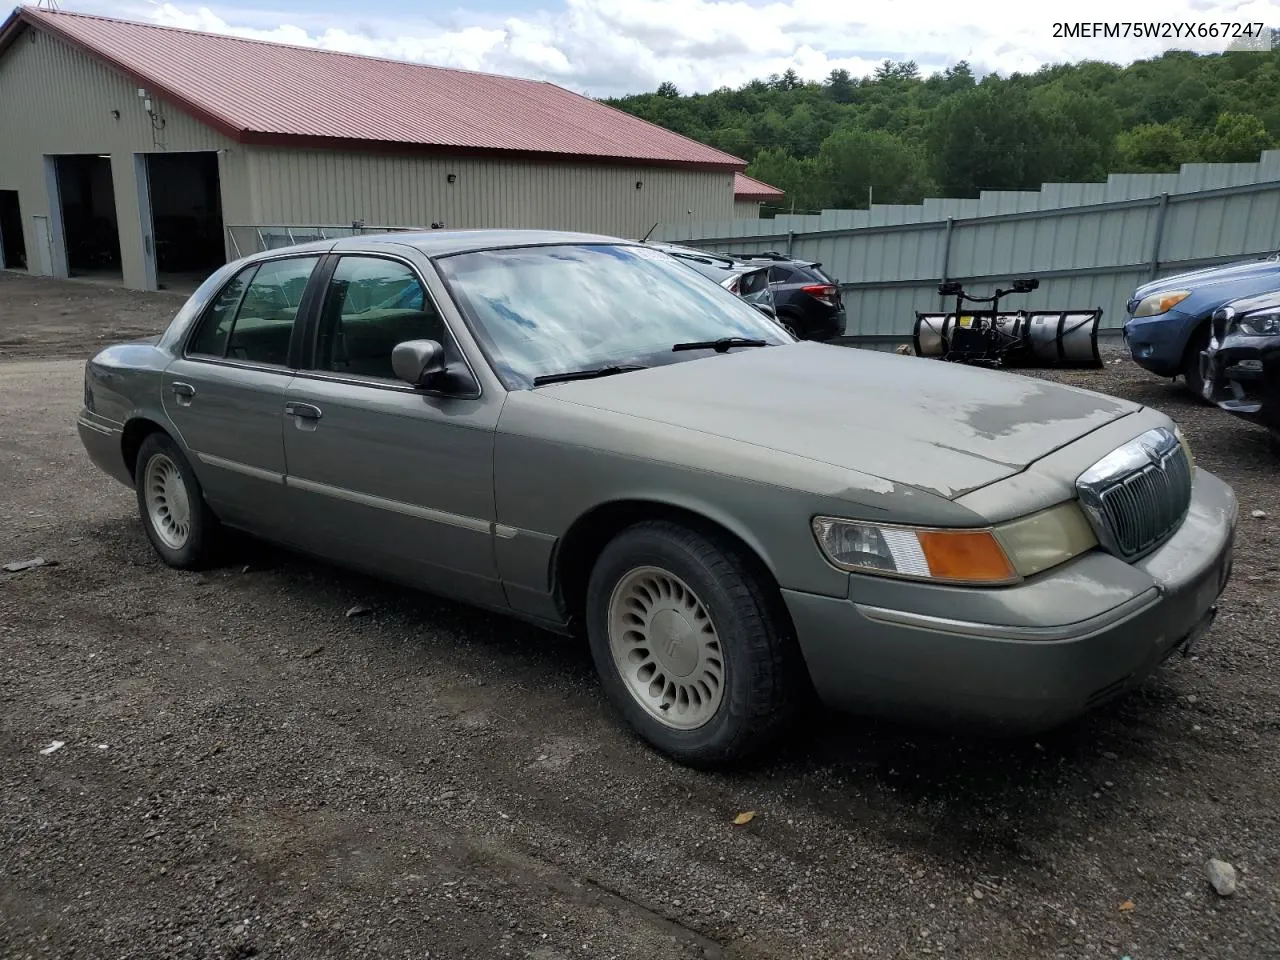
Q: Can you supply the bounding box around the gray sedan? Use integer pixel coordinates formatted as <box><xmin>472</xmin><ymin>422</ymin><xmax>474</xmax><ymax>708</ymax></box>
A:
<box><xmin>77</xmin><ymin>230</ymin><xmax>1237</xmax><ymax>765</ymax></box>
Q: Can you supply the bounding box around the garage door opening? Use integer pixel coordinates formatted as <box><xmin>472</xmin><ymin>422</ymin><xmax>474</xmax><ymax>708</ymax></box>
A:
<box><xmin>147</xmin><ymin>151</ymin><xmax>225</xmax><ymax>290</ymax></box>
<box><xmin>0</xmin><ymin>190</ymin><xmax>25</xmax><ymax>270</ymax></box>
<box><xmin>55</xmin><ymin>155</ymin><xmax>123</xmax><ymax>282</ymax></box>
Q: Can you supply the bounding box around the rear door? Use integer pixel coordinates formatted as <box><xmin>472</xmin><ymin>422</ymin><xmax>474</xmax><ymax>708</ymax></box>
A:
<box><xmin>280</xmin><ymin>251</ymin><xmax>504</xmax><ymax>606</ymax></box>
<box><xmin>162</xmin><ymin>254</ymin><xmax>322</xmax><ymax>536</ymax></box>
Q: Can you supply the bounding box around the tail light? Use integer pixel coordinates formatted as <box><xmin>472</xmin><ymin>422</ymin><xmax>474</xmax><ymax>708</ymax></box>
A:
<box><xmin>802</xmin><ymin>284</ymin><xmax>837</xmax><ymax>305</ymax></box>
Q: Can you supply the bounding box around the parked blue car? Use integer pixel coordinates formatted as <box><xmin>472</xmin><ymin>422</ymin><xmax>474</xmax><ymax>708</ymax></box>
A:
<box><xmin>1124</xmin><ymin>255</ymin><xmax>1280</xmax><ymax>396</ymax></box>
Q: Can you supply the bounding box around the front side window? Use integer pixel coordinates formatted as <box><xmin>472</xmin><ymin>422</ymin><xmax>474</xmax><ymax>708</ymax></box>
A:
<box><xmin>435</xmin><ymin>244</ymin><xmax>789</xmax><ymax>389</ymax></box>
<box><xmin>187</xmin><ymin>256</ymin><xmax>320</xmax><ymax>366</ymax></box>
<box><xmin>313</xmin><ymin>256</ymin><xmax>447</xmax><ymax>380</ymax></box>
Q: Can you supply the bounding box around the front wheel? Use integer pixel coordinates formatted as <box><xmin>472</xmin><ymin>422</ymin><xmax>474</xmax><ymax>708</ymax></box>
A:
<box><xmin>585</xmin><ymin>520</ymin><xmax>804</xmax><ymax>765</ymax></box>
<box><xmin>134</xmin><ymin>432</ymin><xmax>220</xmax><ymax>569</ymax></box>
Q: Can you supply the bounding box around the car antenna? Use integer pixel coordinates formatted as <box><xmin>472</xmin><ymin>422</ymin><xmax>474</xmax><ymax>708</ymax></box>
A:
<box><xmin>640</xmin><ymin>222</ymin><xmax>659</xmax><ymax>243</ymax></box>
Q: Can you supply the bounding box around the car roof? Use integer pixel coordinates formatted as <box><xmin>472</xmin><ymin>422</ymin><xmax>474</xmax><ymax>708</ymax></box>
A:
<box><xmin>329</xmin><ymin>228</ymin><xmax>630</xmax><ymax>258</ymax></box>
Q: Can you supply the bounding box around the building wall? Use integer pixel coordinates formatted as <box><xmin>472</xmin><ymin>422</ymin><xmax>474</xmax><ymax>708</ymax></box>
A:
<box><xmin>239</xmin><ymin>146</ymin><xmax>735</xmax><ymax>239</ymax></box>
<box><xmin>734</xmin><ymin>199</ymin><xmax>763</xmax><ymax>218</ymax></box>
<box><xmin>1</xmin><ymin>24</ymin><xmax>737</xmax><ymax>288</ymax></box>
<box><xmin>0</xmin><ymin>26</ymin><xmax>242</xmax><ymax>287</ymax></box>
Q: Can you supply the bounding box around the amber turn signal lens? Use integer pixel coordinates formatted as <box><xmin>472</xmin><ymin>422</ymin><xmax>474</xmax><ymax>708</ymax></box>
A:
<box><xmin>915</xmin><ymin>530</ymin><xmax>1017</xmax><ymax>584</ymax></box>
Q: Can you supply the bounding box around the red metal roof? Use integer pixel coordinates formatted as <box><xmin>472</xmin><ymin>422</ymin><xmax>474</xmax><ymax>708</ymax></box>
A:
<box><xmin>734</xmin><ymin>172</ymin><xmax>785</xmax><ymax>201</ymax></box>
<box><xmin>0</xmin><ymin>6</ymin><xmax>745</xmax><ymax>170</ymax></box>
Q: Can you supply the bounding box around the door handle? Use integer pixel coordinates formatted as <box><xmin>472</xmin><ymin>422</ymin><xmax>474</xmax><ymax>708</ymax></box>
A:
<box><xmin>170</xmin><ymin>381</ymin><xmax>195</xmax><ymax>406</ymax></box>
<box><xmin>284</xmin><ymin>401</ymin><xmax>323</xmax><ymax>420</ymax></box>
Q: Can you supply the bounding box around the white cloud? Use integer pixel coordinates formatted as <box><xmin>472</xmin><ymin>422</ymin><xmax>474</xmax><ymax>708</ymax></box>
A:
<box><xmin>77</xmin><ymin>0</ymin><xmax>1280</xmax><ymax>97</ymax></box>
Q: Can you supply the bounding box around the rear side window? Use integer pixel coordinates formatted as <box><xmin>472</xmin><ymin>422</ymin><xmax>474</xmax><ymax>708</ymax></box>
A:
<box><xmin>188</xmin><ymin>256</ymin><xmax>320</xmax><ymax>366</ymax></box>
<box><xmin>188</xmin><ymin>265</ymin><xmax>254</xmax><ymax>357</ymax></box>
<box><xmin>768</xmin><ymin>265</ymin><xmax>797</xmax><ymax>283</ymax></box>
<box><xmin>739</xmin><ymin>269</ymin><xmax>770</xmax><ymax>297</ymax></box>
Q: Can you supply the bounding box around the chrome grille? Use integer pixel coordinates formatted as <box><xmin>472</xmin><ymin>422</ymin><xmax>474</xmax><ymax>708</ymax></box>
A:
<box><xmin>1076</xmin><ymin>427</ymin><xmax>1193</xmax><ymax>559</ymax></box>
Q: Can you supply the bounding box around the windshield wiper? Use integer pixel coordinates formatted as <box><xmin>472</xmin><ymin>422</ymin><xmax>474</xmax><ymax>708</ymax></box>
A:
<box><xmin>532</xmin><ymin>364</ymin><xmax>647</xmax><ymax>386</ymax></box>
<box><xmin>671</xmin><ymin>337</ymin><xmax>769</xmax><ymax>353</ymax></box>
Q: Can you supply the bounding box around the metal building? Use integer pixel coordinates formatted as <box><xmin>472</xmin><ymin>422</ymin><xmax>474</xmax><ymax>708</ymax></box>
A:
<box><xmin>733</xmin><ymin>173</ymin><xmax>784</xmax><ymax>218</ymax></box>
<box><xmin>0</xmin><ymin>5</ymin><xmax>745</xmax><ymax>290</ymax></box>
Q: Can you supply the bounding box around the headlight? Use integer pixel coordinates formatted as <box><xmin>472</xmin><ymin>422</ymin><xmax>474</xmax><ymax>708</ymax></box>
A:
<box><xmin>1132</xmin><ymin>290</ymin><xmax>1191</xmax><ymax>317</ymax></box>
<box><xmin>812</xmin><ymin>502</ymin><xmax>1097</xmax><ymax>585</ymax></box>
<box><xmin>1238</xmin><ymin>311</ymin><xmax>1280</xmax><ymax>337</ymax></box>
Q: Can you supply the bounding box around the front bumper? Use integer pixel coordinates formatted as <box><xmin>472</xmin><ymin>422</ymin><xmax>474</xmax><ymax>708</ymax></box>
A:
<box><xmin>1123</xmin><ymin>309</ymin><xmax>1199</xmax><ymax>376</ymax></box>
<box><xmin>1199</xmin><ymin>334</ymin><xmax>1280</xmax><ymax>430</ymax></box>
<box><xmin>783</xmin><ymin>469</ymin><xmax>1237</xmax><ymax>731</ymax></box>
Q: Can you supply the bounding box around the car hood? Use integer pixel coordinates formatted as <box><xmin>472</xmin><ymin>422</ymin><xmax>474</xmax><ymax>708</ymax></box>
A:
<box><xmin>536</xmin><ymin>343</ymin><xmax>1139</xmax><ymax>499</ymax></box>
<box><xmin>1222</xmin><ymin>288</ymin><xmax>1280</xmax><ymax>314</ymax></box>
<box><xmin>1134</xmin><ymin>257</ymin><xmax>1280</xmax><ymax>301</ymax></box>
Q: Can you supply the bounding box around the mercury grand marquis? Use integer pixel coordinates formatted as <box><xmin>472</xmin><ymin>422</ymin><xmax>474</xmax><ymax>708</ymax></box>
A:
<box><xmin>77</xmin><ymin>230</ymin><xmax>1238</xmax><ymax>764</ymax></box>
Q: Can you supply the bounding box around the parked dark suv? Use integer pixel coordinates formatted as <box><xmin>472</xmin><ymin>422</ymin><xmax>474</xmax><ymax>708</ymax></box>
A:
<box><xmin>642</xmin><ymin>243</ymin><xmax>777</xmax><ymax>319</ymax></box>
<box><xmin>730</xmin><ymin>252</ymin><xmax>845</xmax><ymax>341</ymax></box>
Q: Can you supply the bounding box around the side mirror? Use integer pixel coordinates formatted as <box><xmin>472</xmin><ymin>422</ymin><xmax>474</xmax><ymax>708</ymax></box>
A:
<box><xmin>754</xmin><ymin>303</ymin><xmax>777</xmax><ymax>318</ymax></box>
<box><xmin>392</xmin><ymin>339</ymin><xmax>446</xmax><ymax>387</ymax></box>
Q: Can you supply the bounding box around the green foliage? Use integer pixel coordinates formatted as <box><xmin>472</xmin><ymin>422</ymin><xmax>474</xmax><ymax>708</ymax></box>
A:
<box><xmin>610</xmin><ymin>48</ymin><xmax>1280</xmax><ymax>211</ymax></box>
<box><xmin>1198</xmin><ymin>112</ymin><xmax>1273</xmax><ymax>162</ymax></box>
<box><xmin>1116</xmin><ymin>123</ymin><xmax>1194</xmax><ymax>172</ymax></box>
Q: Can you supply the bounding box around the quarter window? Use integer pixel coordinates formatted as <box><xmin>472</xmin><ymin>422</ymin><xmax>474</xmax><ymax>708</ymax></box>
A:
<box><xmin>187</xmin><ymin>256</ymin><xmax>320</xmax><ymax>367</ymax></box>
<box><xmin>314</xmin><ymin>256</ymin><xmax>447</xmax><ymax>380</ymax></box>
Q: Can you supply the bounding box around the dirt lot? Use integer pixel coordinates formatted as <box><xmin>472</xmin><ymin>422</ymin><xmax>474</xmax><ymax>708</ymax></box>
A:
<box><xmin>2</xmin><ymin>271</ymin><xmax>1278</xmax><ymax>960</ymax></box>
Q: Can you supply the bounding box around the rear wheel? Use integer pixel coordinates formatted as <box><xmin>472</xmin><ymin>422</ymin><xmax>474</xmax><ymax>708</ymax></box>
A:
<box><xmin>1181</xmin><ymin>322</ymin><xmax>1211</xmax><ymax>401</ymax></box>
<box><xmin>585</xmin><ymin>520</ymin><xmax>804</xmax><ymax>765</ymax></box>
<box><xmin>134</xmin><ymin>433</ymin><xmax>220</xmax><ymax>569</ymax></box>
<box><xmin>777</xmin><ymin>314</ymin><xmax>801</xmax><ymax>339</ymax></box>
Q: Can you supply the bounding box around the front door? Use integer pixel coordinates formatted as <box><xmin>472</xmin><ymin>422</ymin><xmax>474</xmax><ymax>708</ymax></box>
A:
<box><xmin>282</xmin><ymin>252</ymin><xmax>504</xmax><ymax>606</ymax></box>
<box><xmin>163</xmin><ymin>254</ymin><xmax>322</xmax><ymax>535</ymax></box>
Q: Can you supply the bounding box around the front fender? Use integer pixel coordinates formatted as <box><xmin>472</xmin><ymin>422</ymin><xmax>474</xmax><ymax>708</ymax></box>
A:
<box><xmin>490</xmin><ymin>392</ymin><xmax>984</xmax><ymax>617</ymax></box>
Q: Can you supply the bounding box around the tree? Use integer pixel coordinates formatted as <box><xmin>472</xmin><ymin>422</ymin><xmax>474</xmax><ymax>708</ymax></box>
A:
<box><xmin>826</xmin><ymin>68</ymin><xmax>855</xmax><ymax>104</ymax></box>
<box><xmin>1115</xmin><ymin>123</ymin><xmax>1195</xmax><ymax>171</ymax></box>
<box><xmin>927</xmin><ymin>86</ymin><xmax>1057</xmax><ymax>195</ymax></box>
<box><xmin>1031</xmin><ymin>87</ymin><xmax>1121</xmax><ymax>181</ymax></box>
<box><xmin>1198</xmin><ymin>112</ymin><xmax>1273</xmax><ymax>162</ymax></box>
<box><xmin>942</xmin><ymin>61</ymin><xmax>976</xmax><ymax>92</ymax></box>
<box><xmin>745</xmin><ymin>148</ymin><xmax>823</xmax><ymax>212</ymax></box>
<box><xmin>774</xmin><ymin>68</ymin><xmax>801</xmax><ymax>91</ymax></box>
<box><xmin>601</xmin><ymin>42</ymin><xmax>1280</xmax><ymax>207</ymax></box>
<box><xmin>815</xmin><ymin>127</ymin><xmax>935</xmax><ymax>208</ymax></box>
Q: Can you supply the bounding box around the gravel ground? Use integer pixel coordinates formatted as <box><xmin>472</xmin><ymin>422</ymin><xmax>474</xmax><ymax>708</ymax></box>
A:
<box><xmin>2</xmin><ymin>272</ymin><xmax>1279</xmax><ymax>960</ymax></box>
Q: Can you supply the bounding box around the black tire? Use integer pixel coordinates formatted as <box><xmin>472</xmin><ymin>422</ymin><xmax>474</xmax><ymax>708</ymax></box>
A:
<box><xmin>133</xmin><ymin>432</ymin><xmax>221</xmax><ymax>569</ymax></box>
<box><xmin>1181</xmin><ymin>322</ymin><xmax>1211</xmax><ymax>402</ymax></box>
<box><xmin>778</xmin><ymin>313</ymin><xmax>803</xmax><ymax>340</ymax></box>
<box><xmin>585</xmin><ymin>520</ymin><xmax>805</xmax><ymax>765</ymax></box>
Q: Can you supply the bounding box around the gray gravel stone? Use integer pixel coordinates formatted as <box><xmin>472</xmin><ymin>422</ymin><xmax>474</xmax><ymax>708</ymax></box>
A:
<box><xmin>1206</xmin><ymin>859</ymin><xmax>1238</xmax><ymax>896</ymax></box>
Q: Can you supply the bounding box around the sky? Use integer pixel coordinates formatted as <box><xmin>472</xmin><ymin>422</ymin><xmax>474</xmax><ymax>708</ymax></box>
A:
<box><xmin>63</xmin><ymin>0</ymin><xmax>1280</xmax><ymax>98</ymax></box>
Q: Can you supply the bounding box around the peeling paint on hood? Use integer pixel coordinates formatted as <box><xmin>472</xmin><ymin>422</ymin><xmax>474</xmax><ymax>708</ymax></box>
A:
<box><xmin>540</xmin><ymin>343</ymin><xmax>1139</xmax><ymax>499</ymax></box>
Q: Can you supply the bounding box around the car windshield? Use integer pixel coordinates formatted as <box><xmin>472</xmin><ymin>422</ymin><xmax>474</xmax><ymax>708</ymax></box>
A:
<box><xmin>435</xmin><ymin>243</ymin><xmax>789</xmax><ymax>389</ymax></box>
